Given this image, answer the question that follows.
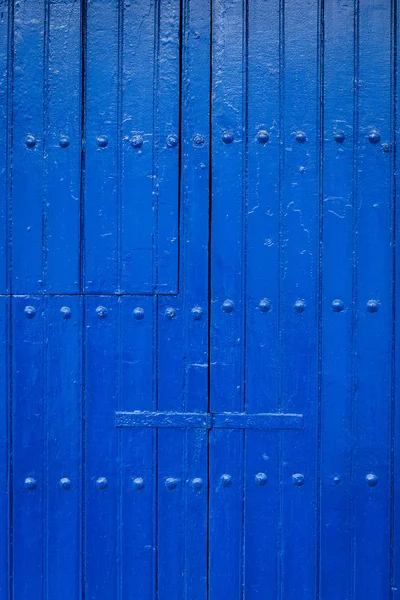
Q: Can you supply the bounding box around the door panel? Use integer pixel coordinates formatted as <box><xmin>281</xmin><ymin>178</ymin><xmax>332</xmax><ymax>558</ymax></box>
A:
<box><xmin>1</xmin><ymin>0</ymin><xmax>399</xmax><ymax>599</ymax></box>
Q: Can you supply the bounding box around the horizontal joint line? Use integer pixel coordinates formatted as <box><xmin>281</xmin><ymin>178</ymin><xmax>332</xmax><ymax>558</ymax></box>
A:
<box><xmin>115</xmin><ymin>411</ymin><xmax>304</xmax><ymax>430</ymax></box>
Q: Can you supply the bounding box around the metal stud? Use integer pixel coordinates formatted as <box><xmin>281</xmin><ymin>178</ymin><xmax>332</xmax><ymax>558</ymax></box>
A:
<box><xmin>60</xmin><ymin>306</ymin><xmax>72</xmax><ymax>319</ymax></box>
<box><xmin>220</xmin><ymin>474</ymin><xmax>232</xmax><ymax>487</ymax></box>
<box><xmin>26</xmin><ymin>134</ymin><xmax>37</xmax><ymax>148</ymax></box>
<box><xmin>222</xmin><ymin>299</ymin><xmax>234</xmax><ymax>313</ymax></box>
<box><xmin>96</xmin><ymin>477</ymin><xmax>108</xmax><ymax>490</ymax></box>
<box><xmin>96</xmin><ymin>135</ymin><xmax>108</xmax><ymax>148</ymax></box>
<box><xmin>166</xmin><ymin>134</ymin><xmax>178</xmax><ymax>148</ymax></box>
<box><xmin>366</xmin><ymin>299</ymin><xmax>380</xmax><ymax>313</ymax></box>
<box><xmin>255</xmin><ymin>472</ymin><xmax>268</xmax><ymax>486</ymax></box>
<box><xmin>332</xmin><ymin>299</ymin><xmax>344</xmax><ymax>313</ymax></box>
<box><xmin>222</xmin><ymin>131</ymin><xmax>234</xmax><ymax>144</ymax></box>
<box><xmin>133</xmin><ymin>477</ymin><xmax>145</xmax><ymax>490</ymax></box>
<box><xmin>131</xmin><ymin>135</ymin><xmax>143</xmax><ymax>148</ymax></box>
<box><xmin>24</xmin><ymin>477</ymin><xmax>36</xmax><ymax>490</ymax></box>
<box><xmin>293</xmin><ymin>299</ymin><xmax>306</xmax><ymax>313</ymax></box>
<box><xmin>292</xmin><ymin>473</ymin><xmax>305</xmax><ymax>486</ymax></box>
<box><xmin>368</xmin><ymin>129</ymin><xmax>381</xmax><ymax>144</ymax></box>
<box><xmin>24</xmin><ymin>305</ymin><xmax>36</xmax><ymax>319</ymax></box>
<box><xmin>295</xmin><ymin>131</ymin><xmax>307</xmax><ymax>143</ymax></box>
<box><xmin>59</xmin><ymin>135</ymin><xmax>70</xmax><ymax>148</ymax></box>
<box><xmin>191</xmin><ymin>306</ymin><xmax>203</xmax><ymax>320</ymax></box>
<box><xmin>257</xmin><ymin>130</ymin><xmax>270</xmax><ymax>144</ymax></box>
<box><xmin>60</xmin><ymin>477</ymin><xmax>71</xmax><ymax>490</ymax></box>
<box><xmin>165</xmin><ymin>477</ymin><xmax>178</xmax><ymax>490</ymax></box>
<box><xmin>165</xmin><ymin>307</ymin><xmax>176</xmax><ymax>319</ymax></box>
<box><xmin>193</xmin><ymin>134</ymin><xmax>205</xmax><ymax>147</ymax></box>
<box><xmin>133</xmin><ymin>307</ymin><xmax>145</xmax><ymax>320</ymax></box>
<box><xmin>365</xmin><ymin>473</ymin><xmax>378</xmax><ymax>487</ymax></box>
<box><xmin>191</xmin><ymin>477</ymin><xmax>203</xmax><ymax>490</ymax></box>
<box><xmin>333</xmin><ymin>131</ymin><xmax>345</xmax><ymax>143</ymax></box>
<box><xmin>332</xmin><ymin>475</ymin><xmax>342</xmax><ymax>485</ymax></box>
<box><xmin>96</xmin><ymin>305</ymin><xmax>108</xmax><ymax>318</ymax></box>
<box><xmin>258</xmin><ymin>298</ymin><xmax>271</xmax><ymax>312</ymax></box>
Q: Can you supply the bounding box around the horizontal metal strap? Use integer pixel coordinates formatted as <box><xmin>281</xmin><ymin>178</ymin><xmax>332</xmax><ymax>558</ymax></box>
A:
<box><xmin>115</xmin><ymin>411</ymin><xmax>303</xmax><ymax>430</ymax></box>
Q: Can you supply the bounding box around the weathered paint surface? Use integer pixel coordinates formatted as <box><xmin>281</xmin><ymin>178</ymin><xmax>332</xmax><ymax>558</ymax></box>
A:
<box><xmin>0</xmin><ymin>0</ymin><xmax>399</xmax><ymax>598</ymax></box>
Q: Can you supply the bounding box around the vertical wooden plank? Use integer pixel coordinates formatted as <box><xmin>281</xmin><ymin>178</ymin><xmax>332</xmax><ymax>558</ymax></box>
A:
<box><xmin>84</xmin><ymin>0</ymin><xmax>119</xmax><ymax>293</ymax></box>
<box><xmin>119</xmin><ymin>296</ymin><xmax>156</xmax><ymax>599</ymax></box>
<box><xmin>12</xmin><ymin>296</ymin><xmax>45</xmax><ymax>599</ymax></box>
<box><xmin>46</xmin><ymin>296</ymin><xmax>82</xmax><ymax>599</ymax></box>
<box><xmin>0</xmin><ymin>297</ymin><xmax>9</xmax><ymax>597</ymax></box>
<box><xmin>319</xmin><ymin>1</ymin><xmax>355</xmax><ymax>597</ymax></box>
<box><xmin>0</xmin><ymin>3</ymin><xmax>10</xmax><ymax>293</ymax></box>
<box><xmin>46</xmin><ymin>0</ymin><xmax>81</xmax><ymax>292</ymax></box>
<box><xmin>180</xmin><ymin>0</ymin><xmax>210</xmax><ymax>595</ymax></box>
<box><xmin>210</xmin><ymin>0</ymin><xmax>245</xmax><ymax>597</ymax></box>
<box><xmin>155</xmin><ymin>0</ymin><xmax>180</xmax><ymax>293</ymax></box>
<box><xmin>354</xmin><ymin>2</ymin><xmax>393</xmax><ymax>597</ymax></box>
<box><xmin>280</xmin><ymin>0</ymin><xmax>320</xmax><ymax>598</ymax></box>
<box><xmin>84</xmin><ymin>296</ymin><xmax>119</xmax><ymax>599</ymax></box>
<box><xmin>244</xmin><ymin>0</ymin><xmax>280</xmax><ymax>595</ymax></box>
<box><xmin>120</xmin><ymin>0</ymin><xmax>156</xmax><ymax>293</ymax></box>
<box><xmin>12</xmin><ymin>0</ymin><xmax>45</xmax><ymax>293</ymax></box>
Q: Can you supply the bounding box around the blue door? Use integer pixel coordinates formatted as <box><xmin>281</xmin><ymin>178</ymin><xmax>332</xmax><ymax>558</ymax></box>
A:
<box><xmin>0</xmin><ymin>0</ymin><xmax>399</xmax><ymax>598</ymax></box>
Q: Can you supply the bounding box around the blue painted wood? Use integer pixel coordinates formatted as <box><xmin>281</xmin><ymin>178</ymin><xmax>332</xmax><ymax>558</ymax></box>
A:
<box><xmin>0</xmin><ymin>297</ymin><xmax>9</xmax><ymax>597</ymax></box>
<box><xmin>12</xmin><ymin>297</ymin><xmax>45</xmax><ymax>599</ymax></box>
<box><xmin>320</xmin><ymin>2</ymin><xmax>355</xmax><ymax>597</ymax></box>
<box><xmin>5</xmin><ymin>1</ymin><xmax>400</xmax><ymax>599</ymax></box>
<box><xmin>279</xmin><ymin>2</ymin><xmax>320</xmax><ymax>598</ymax></box>
<box><xmin>210</xmin><ymin>0</ymin><xmax>246</xmax><ymax>596</ymax></box>
<box><xmin>354</xmin><ymin>2</ymin><xmax>393</xmax><ymax>597</ymax></box>
<box><xmin>12</xmin><ymin>0</ymin><xmax>81</xmax><ymax>294</ymax></box>
<box><xmin>84</xmin><ymin>0</ymin><xmax>179</xmax><ymax>294</ymax></box>
<box><xmin>0</xmin><ymin>5</ymin><xmax>10</xmax><ymax>293</ymax></box>
<box><xmin>46</xmin><ymin>297</ymin><xmax>82</xmax><ymax>599</ymax></box>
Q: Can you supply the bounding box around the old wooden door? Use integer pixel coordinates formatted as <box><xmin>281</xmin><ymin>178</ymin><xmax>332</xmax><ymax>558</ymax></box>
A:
<box><xmin>0</xmin><ymin>0</ymin><xmax>398</xmax><ymax>598</ymax></box>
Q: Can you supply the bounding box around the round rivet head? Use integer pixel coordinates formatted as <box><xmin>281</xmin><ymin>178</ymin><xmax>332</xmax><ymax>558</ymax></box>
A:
<box><xmin>165</xmin><ymin>307</ymin><xmax>176</xmax><ymax>319</ymax></box>
<box><xmin>24</xmin><ymin>305</ymin><xmax>36</xmax><ymax>319</ymax></box>
<box><xmin>294</xmin><ymin>299</ymin><xmax>306</xmax><ymax>313</ymax></box>
<box><xmin>24</xmin><ymin>477</ymin><xmax>36</xmax><ymax>490</ymax></box>
<box><xmin>26</xmin><ymin>134</ymin><xmax>37</xmax><ymax>148</ymax></box>
<box><xmin>96</xmin><ymin>477</ymin><xmax>108</xmax><ymax>490</ymax></box>
<box><xmin>166</xmin><ymin>134</ymin><xmax>178</xmax><ymax>148</ymax></box>
<box><xmin>220</xmin><ymin>474</ymin><xmax>232</xmax><ymax>487</ymax></box>
<box><xmin>257</xmin><ymin>130</ymin><xmax>270</xmax><ymax>144</ymax></box>
<box><xmin>366</xmin><ymin>473</ymin><xmax>378</xmax><ymax>487</ymax></box>
<box><xmin>131</xmin><ymin>135</ymin><xmax>143</xmax><ymax>148</ymax></box>
<box><xmin>59</xmin><ymin>135</ymin><xmax>70</xmax><ymax>148</ymax></box>
<box><xmin>332</xmin><ymin>299</ymin><xmax>344</xmax><ymax>313</ymax></box>
<box><xmin>292</xmin><ymin>473</ymin><xmax>305</xmax><ymax>486</ymax></box>
<box><xmin>133</xmin><ymin>307</ymin><xmax>145</xmax><ymax>320</ymax></box>
<box><xmin>367</xmin><ymin>299</ymin><xmax>380</xmax><ymax>313</ymax></box>
<box><xmin>258</xmin><ymin>298</ymin><xmax>271</xmax><ymax>312</ymax></box>
<box><xmin>191</xmin><ymin>477</ymin><xmax>203</xmax><ymax>490</ymax></box>
<box><xmin>368</xmin><ymin>130</ymin><xmax>381</xmax><ymax>144</ymax></box>
<box><xmin>333</xmin><ymin>131</ymin><xmax>345</xmax><ymax>143</ymax></box>
<box><xmin>191</xmin><ymin>306</ymin><xmax>203</xmax><ymax>320</ymax></box>
<box><xmin>222</xmin><ymin>299</ymin><xmax>234</xmax><ymax>313</ymax></box>
<box><xmin>382</xmin><ymin>143</ymin><xmax>390</xmax><ymax>153</ymax></box>
<box><xmin>60</xmin><ymin>306</ymin><xmax>72</xmax><ymax>319</ymax></box>
<box><xmin>255</xmin><ymin>472</ymin><xmax>268</xmax><ymax>486</ymax></box>
<box><xmin>295</xmin><ymin>131</ymin><xmax>307</xmax><ymax>143</ymax></box>
<box><xmin>97</xmin><ymin>135</ymin><xmax>108</xmax><ymax>148</ymax></box>
<box><xmin>60</xmin><ymin>477</ymin><xmax>71</xmax><ymax>490</ymax></box>
<box><xmin>193</xmin><ymin>134</ymin><xmax>205</xmax><ymax>147</ymax></box>
<box><xmin>133</xmin><ymin>477</ymin><xmax>145</xmax><ymax>490</ymax></box>
<box><xmin>165</xmin><ymin>477</ymin><xmax>178</xmax><ymax>490</ymax></box>
<box><xmin>222</xmin><ymin>131</ymin><xmax>234</xmax><ymax>144</ymax></box>
<box><xmin>332</xmin><ymin>475</ymin><xmax>342</xmax><ymax>486</ymax></box>
<box><xmin>96</xmin><ymin>305</ymin><xmax>107</xmax><ymax>318</ymax></box>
